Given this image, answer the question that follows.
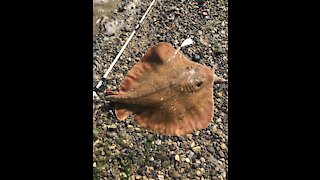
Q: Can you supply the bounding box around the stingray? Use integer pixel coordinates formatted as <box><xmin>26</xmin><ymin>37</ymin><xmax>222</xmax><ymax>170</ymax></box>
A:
<box><xmin>105</xmin><ymin>42</ymin><xmax>226</xmax><ymax>136</ymax></box>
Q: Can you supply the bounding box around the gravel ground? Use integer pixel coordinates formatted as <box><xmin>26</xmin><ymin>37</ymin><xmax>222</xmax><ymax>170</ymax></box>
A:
<box><xmin>93</xmin><ymin>0</ymin><xmax>228</xmax><ymax>179</ymax></box>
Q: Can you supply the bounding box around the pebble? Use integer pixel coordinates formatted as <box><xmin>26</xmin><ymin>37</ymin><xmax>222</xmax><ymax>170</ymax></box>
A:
<box><xmin>107</xmin><ymin>124</ymin><xmax>117</xmax><ymax>129</ymax></box>
<box><xmin>185</xmin><ymin>158</ymin><xmax>190</xmax><ymax>163</ymax></box>
<box><xmin>158</xmin><ymin>175</ymin><xmax>164</xmax><ymax>180</ymax></box>
<box><xmin>221</xmin><ymin>143</ymin><xmax>227</xmax><ymax>150</ymax></box>
<box><xmin>93</xmin><ymin>162</ymin><xmax>96</xmax><ymax>167</ymax></box>
<box><xmin>194</xmin><ymin>131</ymin><xmax>200</xmax><ymax>136</ymax></box>
<box><xmin>192</xmin><ymin>146</ymin><xmax>201</xmax><ymax>152</ymax></box>
<box><xmin>186</xmin><ymin>134</ymin><xmax>193</xmax><ymax>139</ymax></box>
<box><xmin>219</xmin><ymin>150</ymin><xmax>225</xmax><ymax>157</ymax></box>
<box><xmin>190</xmin><ymin>142</ymin><xmax>195</xmax><ymax>148</ymax></box>
<box><xmin>208</xmin><ymin>146</ymin><xmax>215</xmax><ymax>153</ymax></box>
<box><xmin>109</xmin><ymin>144</ymin><xmax>116</xmax><ymax>150</ymax></box>
<box><xmin>196</xmin><ymin>170</ymin><xmax>201</xmax><ymax>176</ymax></box>
<box><xmin>175</xmin><ymin>154</ymin><xmax>180</xmax><ymax>161</ymax></box>
<box><xmin>121</xmin><ymin>172</ymin><xmax>127</xmax><ymax>178</ymax></box>
<box><xmin>172</xmin><ymin>170</ymin><xmax>179</xmax><ymax>178</ymax></box>
<box><xmin>171</xmin><ymin>145</ymin><xmax>177</xmax><ymax>151</ymax></box>
<box><xmin>200</xmin><ymin>168</ymin><xmax>205</xmax><ymax>174</ymax></box>
<box><xmin>101</xmin><ymin>150</ymin><xmax>105</xmax><ymax>156</ymax></box>
<box><xmin>188</xmin><ymin>150</ymin><xmax>195</xmax><ymax>157</ymax></box>
<box><xmin>194</xmin><ymin>54</ymin><xmax>201</xmax><ymax>61</ymax></box>
<box><xmin>155</xmin><ymin>140</ymin><xmax>162</xmax><ymax>145</ymax></box>
<box><xmin>106</xmin><ymin>132</ymin><xmax>117</xmax><ymax>138</ymax></box>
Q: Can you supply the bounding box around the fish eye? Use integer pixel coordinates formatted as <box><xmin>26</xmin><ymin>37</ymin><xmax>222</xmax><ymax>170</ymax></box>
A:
<box><xmin>196</xmin><ymin>81</ymin><xmax>203</xmax><ymax>87</ymax></box>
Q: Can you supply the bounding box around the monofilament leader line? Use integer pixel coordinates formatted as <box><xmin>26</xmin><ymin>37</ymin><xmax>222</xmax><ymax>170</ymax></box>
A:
<box><xmin>95</xmin><ymin>0</ymin><xmax>157</xmax><ymax>93</ymax></box>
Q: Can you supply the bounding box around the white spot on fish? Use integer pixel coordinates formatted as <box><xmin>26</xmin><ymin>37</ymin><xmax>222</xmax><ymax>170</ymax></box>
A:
<box><xmin>189</xmin><ymin>68</ymin><xmax>196</xmax><ymax>75</ymax></box>
<box><xmin>160</xmin><ymin>97</ymin><xmax>164</xmax><ymax>101</ymax></box>
<box><xmin>168</xmin><ymin>50</ymin><xmax>179</xmax><ymax>62</ymax></box>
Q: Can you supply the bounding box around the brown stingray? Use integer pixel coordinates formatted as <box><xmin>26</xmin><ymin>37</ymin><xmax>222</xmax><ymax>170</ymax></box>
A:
<box><xmin>105</xmin><ymin>42</ymin><xmax>225</xmax><ymax>136</ymax></box>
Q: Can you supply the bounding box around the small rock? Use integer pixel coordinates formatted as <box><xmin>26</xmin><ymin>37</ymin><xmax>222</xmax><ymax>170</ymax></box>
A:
<box><xmin>185</xmin><ymin>158</ymin><xmax>190</xmax><ymax>163</ymax></box>
<box><xmin>175</xmin><ymin>154</ymin><xmax>180</xmax><ymax>161</ymax></box>
<box><xmin>109</xmin><ymin>144</ymin><xmax>116</xmax><ymax>150</ymax></box>
<box><xmin>93</xmin><ymin>162</ymin><xmax>96</xmax><ymax>167</ymax></box>
<box><xmin>106</xmin><ymin>132</ymin><xmax>117</xmax><ymax>138</ymax></box>
<box><xmin>149</xmin><ymin>156</ymin><xmax>154</xmax><ymax>161</ymax></box>
<box><xmin>121</xmin><ymin>172</ymin><xmax>127</xmax><ymax>178</ymax></box>
<box><xmin>196</xmin><ymin>159</ymin><xmax>201</xmax><ymax>164</ymax></box>
<box><xmin>190</xmin><ymin>142</ymin><xmax>195</xmax><ymax>148</ymax></box>
<box><xmin>203</xmin><ymin>12</ymin><xmax>208</xmax><ymax>16</ymax></box>
<box><xmin>194</xmin><ymin>54</ymin><xmax>201</xmax><ymax>61</ymax></box>
<box><xmin>200</xmin><ymin>168</ymin><xmax>205</xmax><ymax>174</ymax></box>
<box><xmin>173</xmin><ymin>170</ymin><xmax>179</xmax><ymax>178</ymax></box>
<box><xmin>222</xmin><ymin>171</ymin><xmax>227</xmax><ymax>178</ymax></box>
<box><xmin>158</xmin><ymin>175</ymin><xmax>164</xmax><ymax>180</ymax></box>
<box><xmin>205</xmin><ymin>16</ymin><xmax>210</xmax><ymax>19</ymax></box>
<box><xmin>194</xmin><ymin>131</ymin><xmax>200</xmax><ymax>136</ymax></box>
<box><xmin>156</xmin><ymin>140</ymin><xmax>162</xmax><ymax>145</ymax></box>
<box><xmin>186</xmin><ymin>134</ymin><xmax>193</xmax><ymax>139</ymax></box>
<box><xmin>196</xmin><ymin>170</ymin><xmax>201</xmax><ymax>176</ymax></box>
<box><xmin>103</xmin><ymin>36</ymin><xmax>109</xmax><ymax>41</ymax></box>
<box><xmin>216</xmin><ymin>129</ymin><xmax>223</xmax><ymax>136</ymax></box>
<box><xmin>216</xmin><ymin>118</ymin><xmax>222</xmax><ymax>123</ymax></box>
<box><xmin>127</xmin><ymin>125</ymin><xmax>133</xmax><ymax>129</ymax></box>
<box><xmin>192</xmin><ymin>146</ymin><xmax>201</xmax><ymax>152</ymax></box>
<box><xmin>93</xmin><ymin>129</ymin><xmax>99</xmax><ymax>139</ymax></box>
<box><xmin>211</xmin><ymin>125</ymin><xmax>218</xmax><ymax>133</ymax></box>
<box><xmin>169</xmin><ymin>6</ymin><xmax>177</xmax><ymax>12</ymax></box>
<box><xmin>221</xmin><ymin>30</ymin><xmax>226</xmax><ymax>35</ymax></box>
<box><xmin>198</xmin><ymin>30</ymin><xmax>203</xmax><ymax>35</ymax></box>
<box><xmin>107</xmin><ymin>124</ymin><xmax>117</xmax><ymax>129</ymax></box>
<box><xmin>215</xmin><ymin>166</ymin><xmax>220</xmax><ymax>172</ymax></box>
<box><xmin>219</xmin><ymin>150</ymin><xmax>225</xmax><ymax>157</ymax></box>
<box><xmin>200</xmin><ymin>157</ymin><xmax>206</xmax><ymax>162</ymax></box>
<box><xmin>221</xmin><ymin>143</ymin><xmax>227</xmax><ymax>150</ymax></box>
<box><xmin>188</xmin><ymin>150</ymin><xmax>195</xmax><ymax>157</ymax></box>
